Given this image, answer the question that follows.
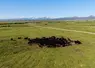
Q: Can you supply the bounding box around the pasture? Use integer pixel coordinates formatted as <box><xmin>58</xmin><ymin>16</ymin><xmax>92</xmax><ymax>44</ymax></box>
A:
<box><xmin>0</xmin><ymin>21</ymin><xmax>95</xmax><ymax>68</ymax></box>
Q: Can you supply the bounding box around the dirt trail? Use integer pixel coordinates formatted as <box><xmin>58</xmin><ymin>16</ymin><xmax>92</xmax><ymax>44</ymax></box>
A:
<box><xmin>33</xmin><ymin>25</ymin><xmax>95</xmax><ymax>35</ymax></box>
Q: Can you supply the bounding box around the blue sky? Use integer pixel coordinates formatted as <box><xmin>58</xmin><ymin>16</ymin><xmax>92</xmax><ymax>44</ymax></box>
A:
<box><xmin>0</xmin><ymin>0</ymin><xmax>95</xmax><ymax>19</ymax></box>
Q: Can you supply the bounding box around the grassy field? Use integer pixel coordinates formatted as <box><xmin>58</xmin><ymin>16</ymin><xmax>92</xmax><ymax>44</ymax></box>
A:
<box><xmin>0</xmin><ymin>21</ymin><xmax>95</xmax><ymax>68</ymax></box>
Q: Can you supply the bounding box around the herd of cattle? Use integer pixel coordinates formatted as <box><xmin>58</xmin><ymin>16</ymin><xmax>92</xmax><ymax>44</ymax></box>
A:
<box><xmin>24</xmin><ymin>36</ymin><xmax>82</xmax><ymax>48</ymax></box>
<box><xmin>11</xmin><ymin>36</ymin><xmax>82</xmax><ymax>48</ymax></box>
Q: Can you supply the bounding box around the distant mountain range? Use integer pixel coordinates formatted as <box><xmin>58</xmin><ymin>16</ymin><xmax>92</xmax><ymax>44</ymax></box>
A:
<box><xmin>1</xmin><ymin>15</ymin><xmax>95</xmax><ymax>21</ymax></box>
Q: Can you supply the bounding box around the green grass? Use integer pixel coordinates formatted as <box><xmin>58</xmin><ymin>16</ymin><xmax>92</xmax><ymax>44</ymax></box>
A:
<box><xmin>0</xmin><ymin>21</ymin><xmax>95</xmax><ymax>68</ymax></box>
<box><xmin>36</xmin><ymin>21</ymin><xmax>95</xmax><ymax>32</ymax></box>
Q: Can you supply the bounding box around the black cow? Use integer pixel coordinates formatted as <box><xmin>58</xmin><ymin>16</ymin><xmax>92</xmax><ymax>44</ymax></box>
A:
<box><xmin>18</xmin><ymin>37</ymin><xmax>22</xmax><ymax>39</ymax></box>
<box><xmin>24</xmin><ymin>37</ymin><xmax>29</xmax><ymax>40</ymax></box>
<box><xmin>74</xmin><ymin>40</ymin><xmax>82</xmax><ymax>44</ymax></box>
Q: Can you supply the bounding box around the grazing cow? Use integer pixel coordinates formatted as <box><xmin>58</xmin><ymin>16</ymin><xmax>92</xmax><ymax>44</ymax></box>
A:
<box><xmin>11</xmin><ymin>38</ymin><xmax>14</xmax><ymax>41</ymax></box>
<box><xmin>11</xmin><ymin>38</ymin><xmax>16</xmax><ymax>41</ymax></box>
<box><xmin>18</xmin><ymin>37</ymin><xmax>22</xmax><ymax>39</ymax></box>
<box><xmin>24</xmin><ymin>37</ymin><xmax>29</xmax><ymax>40</ymax></box>
<box><xmin>74</xmin><ymin>40</ymin><xmax>82</xmax><ymax>44</ymax></box>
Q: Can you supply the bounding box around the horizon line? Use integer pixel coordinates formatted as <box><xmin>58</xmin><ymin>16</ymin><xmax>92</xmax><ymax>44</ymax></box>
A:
<box><xmin>0</xmin><ymin>15</ymin><xmax>95</xmax><ymax>20</ymax></box>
